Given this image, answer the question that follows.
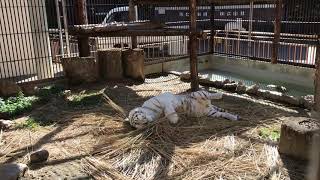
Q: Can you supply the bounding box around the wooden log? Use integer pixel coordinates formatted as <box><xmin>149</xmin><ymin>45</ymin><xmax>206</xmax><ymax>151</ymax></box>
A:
<box><xmin>61</xmin><ymin>57</ymin><xmax>98</xmax><ymax>85</ymax></box>
<box><xmin>75</xmin><ymin>0</ymin><xmax>90</xmax><ymax>57</ymax></box>
<box><xmin>97</xmin><ymin>49</ymin><xmax>123</xmax><ymax>80</ymax></box>
<box><xmin>279</xmin><ymin>117</ymin><xmax>320</xmax><ymax>160</ymax></box>
<box><xmin>315</xmin><ymin>35</ymin><xmax>320</xmax><ymax>112</ymax></box>
<box><xmin>189</xmin><ymin>0</ymin><xmax>199</xmax><ymax>91</ymax></box>
<box><xmin>271</xmin><ymin>0</ymin><xmax>282</xmax><ymax>64</ymax></box>
<box><xmin>69</xmin><ymin>27</ymin><xmax>190</xmax><ymax>37</ymax></box>
<box><xmin>122</xmin><ymin>48</ymin><xmax>145</xmax><ymax>82</ymax></box>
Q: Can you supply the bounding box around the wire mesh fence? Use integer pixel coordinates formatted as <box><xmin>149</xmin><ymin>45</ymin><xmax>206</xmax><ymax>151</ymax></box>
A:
<box><xmin>0</xmin><ymin>0</ymin><xmax>319</xmax><ymax>84</ymax></box>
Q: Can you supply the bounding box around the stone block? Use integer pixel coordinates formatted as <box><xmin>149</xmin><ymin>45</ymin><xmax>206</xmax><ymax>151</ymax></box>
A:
<box><xmin>61</xmin><ymin>57</ymin><xmax>98</xmax><ymax>85</ymax></box>
<box><xmin>122</xmin><ymin>48</ymin><xmax>145</xmax><ymax>82</ymax></box>
<box><xmin>246</xmin><ymin>84</ymin><xmax>260</xmax><ymax>95</ymax></box>
<box><xmin>97</xmin><ymin>48</ymin><xmax>123</xmax><ymax>79</ymax></box>
<box><xmin>279</xmin><ymin>117</ymin><xmax>320</xmax><ymax>160</ymax></box>
<box><xmin>0</xmin><ymin>80</ymin><xmax>21</xmax><ymax>97</ymax></box>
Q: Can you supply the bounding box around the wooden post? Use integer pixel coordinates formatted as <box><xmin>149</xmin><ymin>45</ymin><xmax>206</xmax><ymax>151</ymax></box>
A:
<box><xmin>75</xmin><ymin>0</ymin><xmax>90</xmax><ymax>57</ymax></box>
<box><xmin>210</xmin><ymin>3</ymin><xmax>215</xmax><ymax>53</ymax></box>
<box><xmin>129</xmin><ymin>0</ymin><xmax>138</xmax><ymax>48</ymax></box>
<box><xmin>189</xmin><ymin>0</ymin><xmax>199</xmax><ymax>91</ymax></box>
<box><xmin>315</xmin><ymin>35</ymin><xmax>320</xmax><ymax>112</ymax></box>
<box><xmin>248</xmin><ymin>0</ymin><xmax>253</xmax><ymax>55</ymax></box>
<box><xmin>271</xmin><ymin>0</ymin><xmax>282</xmax><ymax>64</ymax></box>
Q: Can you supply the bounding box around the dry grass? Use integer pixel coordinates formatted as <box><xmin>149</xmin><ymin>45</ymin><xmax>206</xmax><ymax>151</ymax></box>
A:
<box><xmin>0</xmin><ymin>74</ymin><xmax>307</xmax><ymax>179</ymax></box>
<box><xmin>82</xmin><ymin>75</ymin><xmax>304</xmax><ymax>180</ymax></box>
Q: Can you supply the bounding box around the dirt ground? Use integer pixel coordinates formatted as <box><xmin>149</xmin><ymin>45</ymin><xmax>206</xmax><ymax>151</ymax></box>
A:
<box><xmin>0</xmin><ymin>74</ymin><xmax>311</xmax><ymax>179</ymax></box>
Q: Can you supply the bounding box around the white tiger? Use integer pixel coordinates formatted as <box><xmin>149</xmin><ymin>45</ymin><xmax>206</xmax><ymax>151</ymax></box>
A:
<box><xmin>125</xmin><ymin>90</ymin><xmax>240</xmax><ymax>129</ymax></box>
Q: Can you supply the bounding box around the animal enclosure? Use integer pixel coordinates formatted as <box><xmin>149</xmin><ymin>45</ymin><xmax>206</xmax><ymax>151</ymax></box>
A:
<box><xmin>0</xmin><ymin>0</ymin><xmax>320</xmax><ymax>179</ymax></box>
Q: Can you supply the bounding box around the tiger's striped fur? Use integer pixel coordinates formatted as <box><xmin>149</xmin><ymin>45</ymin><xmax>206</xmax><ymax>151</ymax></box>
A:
<box><xmin>126</xmin><ymin>90</ymin><xmax>240</xmax><ymax>129</ymax></box>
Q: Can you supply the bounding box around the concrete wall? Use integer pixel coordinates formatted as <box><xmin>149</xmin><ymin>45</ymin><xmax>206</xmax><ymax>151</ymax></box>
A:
<box><xmin>208</xmin><ymin>56</ymin><xmax>315</xmax><ymax>89</ymax></box>
<box><xmin>145</xmin><ymin>55</ymin><xmax>212</xmax><ymax>75</ymax></box>
<box><xmin>145</xmin><ymin>54</ymin><xmax>315</xmax><ymax>91</ymax></box>
<box><xmin>0</xmin><ymin>0</ymin><xmax>53</xmax><ymax>80</ymax></box>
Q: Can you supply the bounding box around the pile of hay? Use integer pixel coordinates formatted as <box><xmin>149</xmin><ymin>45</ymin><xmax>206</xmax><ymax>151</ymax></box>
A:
<box><xmin>81</xmin><ymin>75</ymin><xmax>300</xmax><ymax>179</ymax></box>
<box><xmin>82</xmin><ymin>114</ymin><xmax>285</xmax><ymax>180</ymax></box>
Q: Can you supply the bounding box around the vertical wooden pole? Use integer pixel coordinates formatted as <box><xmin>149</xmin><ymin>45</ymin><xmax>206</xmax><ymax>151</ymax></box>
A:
<box><xmin>248</xmin><ymin>0</ymin><xmax>253</xmax><ymax>56</ymax></box>
<box><xmin>129</xmin><ymin>0</ymin><xmax>138</xmax><ymax>49</ymax></box>
<box><xmin>210</xmin><ymin>3</ymin><xmax>215</xmax><ymax>53</ymax></box>
<box><xmin>189</xmin><ymin>0</ymin><xmax>199</xmax><ymax>91</ymax></box>
<box><xmin>314</xmin><ymin>35</ymin><xmax>320</xmax><ymax>112</ymax></box>
<box><xmin>271</xmin><ymin>0</ymin><xmax>282</xmax><ymax>64</ymax></box>
<box><xmin>75</xmin><ymin>0</ymin><xmax>90</xmax><ymax>57</ymax></box>
<box><xmin>62</xmin><ymin>0</ymin><xmax>71</xmax><ymax>56</ymax></box>
<box><xmin>55</xmin><ymin>0</ymin><xmax>64</xmax><ymax>56</ymax></box>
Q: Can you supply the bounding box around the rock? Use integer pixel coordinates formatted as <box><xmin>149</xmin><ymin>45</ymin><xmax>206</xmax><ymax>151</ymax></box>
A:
<box><xmin>238</xmin><ymin>81</ymin><xmax>244</xmax><ymax>86</ymax></box>
<box><xmin>261</xmin><ymin>90</ymin><xmax>283</xmax><ymax>101</ymax></box>
<box><xmin>280</xmin><ymin>94</ymin><xmax>300</xmax><ymax>106</ymax></box>
<box><xmin>0</xmin><ymin>120</ymin><xmax>14</xmax><ymax>130</ymax></box>
<box><xmin>279</xmin><ymin>117</ymin><xmax>320</xmax><ymax>160</ymax></box>
<box><xmin>21</xmin><ymin>85</ymin><xmax>38</xmax><ymax>96</ymax></box>
<box><xmin>168</xmin><ymin>71</ymin><xmax>181</xmax><ymax>76</ymax></box>
<box><xmin>0</xmin><ymin>80</ymin><xmax>22</xmax><ymax>97</ymax></box>
<box><xmin>246</xmin><ymin>84</ymin><xmax>260</xmax><ymax>95</ymax></box>
<box><xmin>236</xmin><ymin>82</ymin><xmax>246</xmax><ymax>94</ymax></box>
<box><xmin>0</xmin><ymin>163</ymin><xmax>28</xmax><ymax>180</ymax></box>
<box><xmin>180</xmin><ymin>71</ymin><xmax>191</xmax><ymax>81</ymax></box>
<box><xmin>223</xmin><ymin>79</ymin><xmax>230</xmax><ymax>85</ymax></box>
<box><xmin>267</xmin><ymin>84</ymin><xmax>287</xmax><ymax>93</ymax></box>
<box><xmin>223</xmin><ymin>83</ymin><xmax>238</xmax><ymax>91</ymax></box>
<box><xmin>299</xmin><ymin>95</ymin><xmax>314</xmax><ymax>109</ymax></box>
<box><xmin>29</xmin><ymin>149</ymin><xmax>49</xmax><ymax>164</ymax></box>
<box><xmin>199</xmin><ymin>78</ymin><xmax>214</xmax><ymax>86</ymax></box>
<box><xmin>62</xmin><ymin>90</ymin><xmax>72</xmax><ymax>99</ymax></box>
<box><xmin>276</xmin><ymin>86</ymin><xmax>287</xmax><ymax>93</ymax></box>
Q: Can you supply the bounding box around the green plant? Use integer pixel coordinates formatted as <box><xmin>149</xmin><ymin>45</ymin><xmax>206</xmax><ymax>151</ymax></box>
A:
<box><xmin>0</xmin><ymin>92</ymin><xmax>38</xmax><ymax>118</ymax></box>
<box><xmin>16</xmin><ymin>118</ymin><xmax>40</xmax><ymax>130</ymax></box>
<box><xmin>258</xmin><ymin>127</ymin><xmax>280</xmax><ymax>142</ymax></box>
<box><xmin>68</xmin><ymin>92</ymin><xmax>102</xmax><ymax>108</ymax></box>
<box><xmin>38</xmin><ymin>84</ymin><xmax>65</xmax><ymax>101</ymax></box>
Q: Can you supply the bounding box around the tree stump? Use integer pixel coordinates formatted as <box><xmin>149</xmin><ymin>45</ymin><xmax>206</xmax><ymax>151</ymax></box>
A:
<box><xmin>97</xmin><ymin>48</ymin><xmax>123</xmax><ymax>80</ymax></box>
<box><xmin>122</xmin><ymin>48</ymin><xmax>145</xmax><ymax>82</ymax></box>
<box><xmin>279</xmin><ymin>117</ymin><xmax>320</xmax><ymax>160</ymax></box>
<box><xmin>61</xmin><ymin>57</ymin><xmax>98</xmax><ymax>85</ymax></box>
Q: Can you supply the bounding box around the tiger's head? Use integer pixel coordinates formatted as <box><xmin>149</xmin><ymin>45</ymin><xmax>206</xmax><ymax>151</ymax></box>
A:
<box><xmin>125</xmin><ymin>107</ymin><xmax>152</xmax><ymax>129</ymax></box>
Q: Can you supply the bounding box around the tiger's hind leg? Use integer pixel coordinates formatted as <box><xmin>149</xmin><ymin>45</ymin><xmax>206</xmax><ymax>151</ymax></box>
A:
<box><xmin>190</xmin><ymin>90</ymin><xmax>223</xmax><ymax>100</ymax></box>
<box><xmin>207</xmin><ymin>106</ymin><xmax>240</xmax><ymax>121</ymax></box>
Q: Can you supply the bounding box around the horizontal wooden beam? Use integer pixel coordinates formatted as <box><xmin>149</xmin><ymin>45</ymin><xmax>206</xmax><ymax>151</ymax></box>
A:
<box><xmin>69</xmin><ymin>26</ymin><xmax>207</xmax><ymax>38</ymax></box>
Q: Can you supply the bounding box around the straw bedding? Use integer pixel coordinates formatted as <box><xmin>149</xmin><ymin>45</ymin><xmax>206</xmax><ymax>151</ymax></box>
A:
<box><xmin>82</xmin><ymin>74</ymin><xmax>303</xmax><ymax>180</ymax></box>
